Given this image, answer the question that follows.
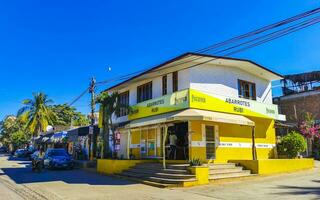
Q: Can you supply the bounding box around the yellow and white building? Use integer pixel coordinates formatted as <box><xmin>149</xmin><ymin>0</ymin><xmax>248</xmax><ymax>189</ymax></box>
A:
<box><xmin>99</xmin><ymin>52</ymin><xmax>286</xmax><ymax>163</ymax></box>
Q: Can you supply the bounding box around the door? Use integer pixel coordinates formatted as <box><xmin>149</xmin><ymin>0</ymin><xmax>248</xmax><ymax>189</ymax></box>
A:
<box><xmin>147</xmin><ymin>128</ymin><xmax>156</xmax><ymax>157</ymax></box>
<box><xmin>140</xmin><ymin>129</ymin><xmax>147</xmax><ymax>158</ymax></box>
<box><xmin>119</xmin><ymin>131</ymin><xmax>128</xmax><ymax>159</ymax></box>
<box><xmin>205</xmin><ymin>125</ymin><xmax>216</xmax><ymax>160</ymax></box>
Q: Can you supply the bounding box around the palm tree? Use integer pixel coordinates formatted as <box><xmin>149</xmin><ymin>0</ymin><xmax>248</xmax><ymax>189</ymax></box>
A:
<box><xmin>18</xmin><ymin>92</ymin><xmax>57</xmax><ymax>137</ymax></box>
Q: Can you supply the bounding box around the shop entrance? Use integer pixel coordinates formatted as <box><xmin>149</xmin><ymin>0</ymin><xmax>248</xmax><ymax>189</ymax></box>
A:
<box><xmin>166</xmin><ymin>122</ymin><xmax>189</xmax><ymax>160</ymax></box>
<box><xmin>140</xmin><ymin>128</ymin><xmax>157</xmax><ymax>158</ymax></box>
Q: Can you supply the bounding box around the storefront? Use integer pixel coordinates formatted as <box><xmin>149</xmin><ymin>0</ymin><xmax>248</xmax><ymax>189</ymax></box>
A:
<box><xmin>66</xmin><ymin>125</ymin><xmax>100</xmax><ymax>160</ymax></box>
<box><xmin>111</xmin><ymin>89</ymin><xmax>284</xmax><ymax>163</ymax></box>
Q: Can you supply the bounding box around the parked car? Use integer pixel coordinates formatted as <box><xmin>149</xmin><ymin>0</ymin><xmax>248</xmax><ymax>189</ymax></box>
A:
<box><xmin>43</xmin><ymin>148</ymin><xmax>74</xmax><ymax>169</ymax></box>
<box><xmin>14</xmin><ymin>149</ymin><xmax>29</xmax><ymax>158</ymax></box>
<box><xmin>0</xmin><ymin>146</ymin><xmax>8</xmax><ymax>153</ymax></box>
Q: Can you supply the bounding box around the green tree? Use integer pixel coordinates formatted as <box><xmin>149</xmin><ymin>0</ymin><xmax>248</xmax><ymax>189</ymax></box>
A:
<box><xmin>10</xmin><ymin>130</ymin><xmax>28</xmax><ymax>150</ymax></box>
<box><xmin>278</xmin><ymin>131</ymin><xmax>307</xmax><ymax>158</ymax></box>
<box><xmin>18</xmin><ymin>92</ymin><xmax>57</xmax><ymax>136</ymax></box>
<box><xmin>96</xmin><ymin>92</ymin><xmax>129</xmax><ymax>158</ymax></box>
<box><xmin>51</xmin><ymin>104</ymin><xmax>89</xmax><ymax>127</ymax></box>
<box><xmin>0</xmin><ymin>115</ymin><xmax>31</xmax><ymax>149</ymax></box>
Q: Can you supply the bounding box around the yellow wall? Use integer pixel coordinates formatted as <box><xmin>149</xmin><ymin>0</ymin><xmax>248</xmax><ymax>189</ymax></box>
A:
<box><xmin>130</xmin><ymin>130</ymin><xmax>141</xmax><ymax>159</ymax></box>
<box><xmin>127</xmin><ymin>117</ymin><xmax>276</xmax><ymax>163</ymax></box>
<box><xmin>97</xmin><ymin>159</ymin><xmax>154</xmax><ymax>175</ymax></box>
<box><xmin>189</xmin><ymin>118</ymin><xmax>276</xmax><ymax>163</ymax></box>
<box><xmin>230</xmin><ymin>159</ymin><xmax>314</xmax><ymax>174</ymax></box>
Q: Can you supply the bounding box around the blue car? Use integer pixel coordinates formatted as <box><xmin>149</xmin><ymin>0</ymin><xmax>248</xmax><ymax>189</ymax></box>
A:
<box><xmin>43</xmin><ymin>148</ymin><xmax>74</xmax><ymax>169</ymax></box>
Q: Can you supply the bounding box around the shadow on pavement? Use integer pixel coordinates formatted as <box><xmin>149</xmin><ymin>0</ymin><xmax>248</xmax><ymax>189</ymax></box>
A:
<box><xmin>1</xmin><ymin>166</ymin><xmax>135</xmax><ymax>186</ymax></box>
<box><xmin>1</xmin><ymin>155</ymin><xmax>135</xmax><ymax>186</ymax></box>
<box><xmin>273</xmin><ymin>185</ymin><xmax>320</xmax><ymax>197</ymax></box>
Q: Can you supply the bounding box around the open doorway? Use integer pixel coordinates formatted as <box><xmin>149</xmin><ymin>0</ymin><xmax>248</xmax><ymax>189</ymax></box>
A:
<box><xmin>166</xmin><ymin>122</ymin><xmax>189</xmax><ymax>160</ymax></box>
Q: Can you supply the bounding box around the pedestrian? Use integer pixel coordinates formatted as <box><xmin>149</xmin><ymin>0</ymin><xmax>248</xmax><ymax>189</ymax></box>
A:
<box><xmin>169</xmin><ymin>131</ymin><xmax>177</xmax><ymax>159</ymax></box>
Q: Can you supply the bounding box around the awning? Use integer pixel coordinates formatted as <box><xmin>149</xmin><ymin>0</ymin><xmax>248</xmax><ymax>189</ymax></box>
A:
<box><xmin>168</xmin><ymin>109</ymin><xmax>255</xmax><ymax>126</ymax></box>
<box><xmin>127</xmin><ymin>112</ymin><xmax>174</xmax><ymax>128</ymax></box>
<box><xmin>128</xmin><ymin>109</ymin><xmax>255</xmax><ymax>128</ymax></box>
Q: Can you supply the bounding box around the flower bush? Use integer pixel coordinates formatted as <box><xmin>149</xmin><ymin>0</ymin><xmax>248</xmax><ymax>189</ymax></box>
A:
<box><xmin>299</xmin><ymin>113</ymin><xmax>320</xmax><ymax>138</ymax></box>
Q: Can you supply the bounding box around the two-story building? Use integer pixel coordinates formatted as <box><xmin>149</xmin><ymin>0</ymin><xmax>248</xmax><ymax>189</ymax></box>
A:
<box><xmin>100</xmin><ymin>52</ymin><xmax>285</xmax><ymax>163</ymax></box>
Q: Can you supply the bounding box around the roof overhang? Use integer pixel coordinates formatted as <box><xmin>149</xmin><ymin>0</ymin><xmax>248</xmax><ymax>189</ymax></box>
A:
<box><xmin>106</xmin><ymin>52</ymin><xmax>283</xmax><ymax>92</ymax></box>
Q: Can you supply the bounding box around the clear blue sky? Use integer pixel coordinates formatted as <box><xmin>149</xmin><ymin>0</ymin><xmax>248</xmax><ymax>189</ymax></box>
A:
<box><xmin>0</xmin><ymin>1</ymin><xmax>319</xmax><ymax>120</ymax></box>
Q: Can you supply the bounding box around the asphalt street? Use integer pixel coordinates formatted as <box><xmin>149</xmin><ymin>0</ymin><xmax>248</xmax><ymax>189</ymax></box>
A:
<box><xmin>0</xmin><ymin>154</ymin><xmax>319</xmax><ymax>200</ymax></box>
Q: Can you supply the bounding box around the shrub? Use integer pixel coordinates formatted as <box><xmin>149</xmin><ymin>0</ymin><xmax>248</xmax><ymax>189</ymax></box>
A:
<box><xmin>189</xmin><ymin>158</ymin><xmax>202</xmax><ymax>166</ymax></box>
<box><xmin>278</xmin><ymin>131</ymin><xmax>307</xmax><ymax>158</ymax></box>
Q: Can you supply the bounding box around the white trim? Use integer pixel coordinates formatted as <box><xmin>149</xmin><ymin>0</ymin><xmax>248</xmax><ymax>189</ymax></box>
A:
<box><xmin>130</xmin><ymin>144</ymin><xmax>140</xmax><ymax>148</ymax></box>
<box><xmin>191</xmin><ymin>141</ymin><xmax>206</xmax><ymax>147</ymax></box>
<box><xmin>218</xmin><ymin>142</ymin><xmax>275</xmax><ymax>149</ymax></box>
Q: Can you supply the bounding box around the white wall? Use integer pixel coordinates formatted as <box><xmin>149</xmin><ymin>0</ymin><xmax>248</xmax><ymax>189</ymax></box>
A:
<box><xmin>110</xmin><ymin>63</ymin><xmax>273</xmax><ymax>124</ymax></box>
<box><xmin>189</xmin><ymin>64</ymin><xmax>273</xmax><ymax>104</ymax></box>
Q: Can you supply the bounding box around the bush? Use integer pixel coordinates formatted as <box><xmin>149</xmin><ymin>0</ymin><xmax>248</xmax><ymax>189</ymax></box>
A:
<box><xmin>189</xmin><ymin>158</ymin><xmax>202</xmax><ymax>166</ymax></box>
<box><xmin>278</xmin><ymin>131</ymin><xmax>307</xmax><ymax>158</ymax></box>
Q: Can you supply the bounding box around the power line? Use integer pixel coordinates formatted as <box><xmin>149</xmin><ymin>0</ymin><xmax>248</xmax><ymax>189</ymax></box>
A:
<box><xmin>94</xmin><ymin>8</ymin><xmax>320</xmax><ymax>88</ymax></box>
<box><xmin>211</xmin><ymin>16</ymin><xmax>320</xmax><ymax>55</ymax></box>
<box><xmin>108</xmin><ymin>14</ymin><xmax>320</xmax><ymax>83</ymax></box>
<box><xmin>195</xmin><ymin>7</ymin><xmax>320</xmax><ymax>54</ymax></box>
<box><xmin>69</xmin><ymin>87</ymin><xmax>89</xmax><ymax>106</ymax></box>
<box><xmin>68</xmin><ymin>7</ymin><xmax>320</xmax><ymax>106</ymax></box>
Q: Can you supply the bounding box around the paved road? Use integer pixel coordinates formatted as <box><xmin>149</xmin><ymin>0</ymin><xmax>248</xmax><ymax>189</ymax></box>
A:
<box><xmin>0</xmin><ymin>154</ymin><xmax>319</xmax><ymax>200</ymax></box>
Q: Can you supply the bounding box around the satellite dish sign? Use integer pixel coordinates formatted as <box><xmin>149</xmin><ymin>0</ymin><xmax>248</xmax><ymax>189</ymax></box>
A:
<box><xmin>46</xmin><ymin>125</ymin><xmax>54</xmax><ymax>133</ymax></box>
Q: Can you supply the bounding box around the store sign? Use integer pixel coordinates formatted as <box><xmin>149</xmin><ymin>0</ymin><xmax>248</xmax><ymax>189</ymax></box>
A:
<box><xmin>128</xmin><ymin>89</ymin><xmax>282</xmax><ymax>121</ymax></box>
<box><xmin>128</xmin><ymin>89</ymin><xmax>189</xmax><ymax>120</ymax></box>
<box><xmin>189</xmin><ymin>89</ymin><xmax>281</xmax><ymax>120</ymax></box>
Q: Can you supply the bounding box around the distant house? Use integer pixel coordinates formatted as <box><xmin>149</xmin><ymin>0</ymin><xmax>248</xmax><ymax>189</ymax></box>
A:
<box><xmin>273</xmin><ymin>71</ymin><xmax>320</xmax><ymax>135</ymax></box>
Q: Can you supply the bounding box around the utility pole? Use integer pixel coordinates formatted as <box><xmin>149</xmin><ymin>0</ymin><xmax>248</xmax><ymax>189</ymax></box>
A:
<box><xmin>89</xmin><ymin>77</ymin><xmax>96</xmax><ymax>161</ymax></box>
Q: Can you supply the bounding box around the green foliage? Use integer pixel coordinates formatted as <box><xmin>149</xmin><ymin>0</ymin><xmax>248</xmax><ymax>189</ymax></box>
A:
<box><xmin>278</xmin><ymin>131</ymin><xmax>307</xmax><ymax>158</ymax></box>
<box><xmin>189</xmin><ymin>158</ymin><xmax>202</xmax><ymax>166</ymax></box>
<box><xmin>18</xmin><ymin>92</ymin><xmax>57</xmax><ymax>136</ymax></box>
<box><xmin>51</xmin><ymin>104</ymin><xmax>89</xmax><ymax>126</ymax></box>
<box><xmin>0</xmin><ymin>115</ymin><xmax>31</xmax><ymax>148</ymax></box>
<box><xmin>10</xmin><ymin>130</ymin><xmax>28</xmax><ymax>149</ymax></box>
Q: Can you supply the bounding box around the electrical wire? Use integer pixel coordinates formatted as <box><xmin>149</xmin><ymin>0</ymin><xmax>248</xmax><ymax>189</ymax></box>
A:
<box><xmin>95</xmin><ymin>7</ymin><xmax>320</xmax><ymax>87</ymax></box>
<box><xmin>68</xmin><ymin>7</ymin><xmax>320</xmax><ymax>106</ymax></box>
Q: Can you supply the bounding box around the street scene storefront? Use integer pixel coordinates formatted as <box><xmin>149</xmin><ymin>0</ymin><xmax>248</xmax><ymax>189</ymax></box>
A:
<box><xmin>103</xmin><ymin>88</ymin><xmax>284</xmax><ymax>163</ymax></box>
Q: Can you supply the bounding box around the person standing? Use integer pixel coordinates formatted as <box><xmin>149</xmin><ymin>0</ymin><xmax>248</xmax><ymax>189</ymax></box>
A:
<box><xmin>169</xmin><ymin>132</ymin><xmax>177</xmax><ymax>159</ymax></box>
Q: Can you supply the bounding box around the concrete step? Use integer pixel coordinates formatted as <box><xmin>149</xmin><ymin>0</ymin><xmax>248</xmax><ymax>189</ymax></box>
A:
<box><xmin>209</xmin><ymin>170</ymin><xmax>252</xmax><ymax>180</ymax></box>
<box><xmin>207</xmin><ymin>163</ymin><xmax>236</xmax><ymax>169</ymax></box>
<box><xmin>125</xmin><ymin>169</ymin><xmax>195</xmax><ymax>179</ymax></box>
<box><xmin>148</xmin><ymin>176</ymin><xmax>197</xmax><ymax>184</ymax></box>
<box><xmin>209</xmin><ymin>166</ymin><xmax>244</xmax><ymax>175</ymax></box>
<box><xmin>133</xmin><ymin>163</ymin><xmax>189</xmax><ymax>170</ymax></box>
<box><xmin>127</xmin><ymin>167</ymin><xmax>189</xmax><ymax>174</ymax></box>
<box><xmin>114</xmin><ymin>174</ymin><xmax>178</xmax><ymax>188</ymax></box>
<box><xmin>119</xmin><ymin>172</ymin><xmax>196</xmax><ymax>185</ymax></box>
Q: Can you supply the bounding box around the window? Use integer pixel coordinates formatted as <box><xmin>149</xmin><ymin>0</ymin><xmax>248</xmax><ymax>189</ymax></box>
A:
<box><xmin>162</xmin><ymin>75</ymin><xmax>167</xmax><ymax>95</ymax></box>
<box><xmin>137</xmin><ymin>81</ymin><xmax>152</xmax><ymax>103</ymax></box>
<box><xmin>118</xmin><ymin>91</ymin><xmax>129</xmax><ymax>117</ymax></box>
<box><xmin>205</xmin><ymin>126</ymin><xmax>215</xmax><ymax>159</ymax></box>
<box><xmin>172</xmin><ymin>71</ymin><xmax>178</xmax><ymax>92</ymax></box>
<box><xmin>238</xmin><ymin>79</ymin><xmax>256</xmax><ymax>100</ymax></box>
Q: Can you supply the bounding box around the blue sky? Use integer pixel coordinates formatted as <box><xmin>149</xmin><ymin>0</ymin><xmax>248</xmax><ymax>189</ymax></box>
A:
<box><xmin>0</xmin><ymin>1</ymin><xmax>319</xmax><ymax>120</ymax></box>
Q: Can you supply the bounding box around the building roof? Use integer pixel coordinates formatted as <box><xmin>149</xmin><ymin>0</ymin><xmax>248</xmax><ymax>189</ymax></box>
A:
<box><xmin>105</xmin><ymin>52</ymin><xmax>283</xmax><ymax>92</ymax></box>
<box><xmin>284</xmin><ymin>71</ymin><xmax>320</xmax><ymax>83</ymax></box>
